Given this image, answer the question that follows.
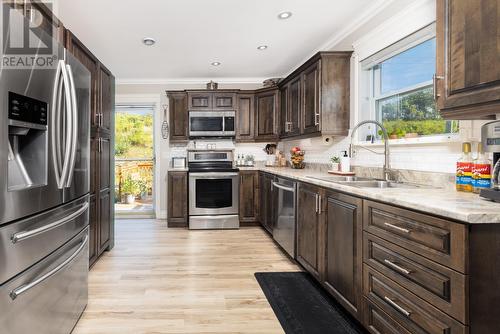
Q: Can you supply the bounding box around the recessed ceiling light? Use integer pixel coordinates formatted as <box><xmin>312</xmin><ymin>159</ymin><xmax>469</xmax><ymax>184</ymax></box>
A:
<box><xmin>142</xmin><ymin>37</ymin><xmax>156</xmax><ymax>46</ymax></box>
<box><xmin>211</xmin><ymin>61</ymin><xmax>221</xmax><ymax>66</ymax></box>
<box><xmin>278</xmin><ymin>11</ymin><xmax>292</xmax><ymax>20</ymax></box>
<box><xmin>257</xmin><ymin>45</ymin><xmax>268</xmax><ymax>50</ymax></box>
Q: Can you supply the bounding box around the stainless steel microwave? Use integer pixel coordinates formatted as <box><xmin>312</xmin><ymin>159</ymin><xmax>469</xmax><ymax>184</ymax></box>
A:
<box><xmin>189</xmin><ymin>111</ymin><xmax>235</xmax><ymax>138</ymax></box>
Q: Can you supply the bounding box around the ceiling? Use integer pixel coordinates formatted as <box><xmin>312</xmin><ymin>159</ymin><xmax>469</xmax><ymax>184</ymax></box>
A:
<box><xmin>54</xmin><ymin>0</ymin><xmax>404</xmax><ymax>83</ymax></box>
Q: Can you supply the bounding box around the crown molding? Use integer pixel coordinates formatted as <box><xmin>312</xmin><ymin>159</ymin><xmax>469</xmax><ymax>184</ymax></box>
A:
<box><xmin>282</xmin><ymin>0</ymin><xmax>398</xmax><ymax>78</ymax></box>
<box><xmin>116</xmin><ymin>77</ymin><xmax>267</xmax><ymax>85</ymax></box>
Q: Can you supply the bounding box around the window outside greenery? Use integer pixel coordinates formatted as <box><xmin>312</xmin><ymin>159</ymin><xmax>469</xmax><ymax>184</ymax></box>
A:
<box><xmin>371</xmin><ymin>37</ymin><xmax>458</xmax><ymax>138</ymax></box>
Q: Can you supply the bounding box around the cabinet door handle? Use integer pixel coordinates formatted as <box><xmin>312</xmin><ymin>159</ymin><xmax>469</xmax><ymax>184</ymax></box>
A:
<box><xmin>315</xmin><ymin>193</ymin><xmax>319</xmax><ymax>214</ymax></box>
<box><xmin>433</xmin><ymin>74</ymin><xmax>444</xmax><ymax>100</ymax></box>
<box><xmin>384</xmin><ymin>259</ymin><xmax>411</xmax><ymax>275</ymax></box>
<box><xmin>314</xmin><ymin>112</ymin><xmax>320</xmax><ymax>126</ymax></box>
<box><xmin>318</xmin><ymin>195</ymin><xmax>322</xmax><ymax>214</ymax></box>
<box><xmin>384</xmin><ymin>222</ymin><xmax>411</xmax><ymax>234</ymax></box>
<box><xmin>384</xmin><ymin>296</ymin><xmax>411</xmax><ymax>317</ymax></box>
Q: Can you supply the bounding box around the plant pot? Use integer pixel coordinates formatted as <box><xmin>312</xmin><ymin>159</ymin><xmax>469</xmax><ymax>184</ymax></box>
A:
<box><xmin>330</xmin><ymin>162</ymin><xmax>340</xmax><ymax>172</ymax></box>
<box><xmin>125</xmin><ymin>194</ymin><xmax>136</xmax><ymax>204</ymax></box>
<box><xmin>404</xmin><ymin>132</ymin><xmax>418</xmax><ymax>138</ymax></box>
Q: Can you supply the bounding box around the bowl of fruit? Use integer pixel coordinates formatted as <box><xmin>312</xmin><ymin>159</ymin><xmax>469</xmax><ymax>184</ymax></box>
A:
<box><xmin>290</xmin><ymin>147</ymin><xmax>305</xmax><ymax>169</ymax></box>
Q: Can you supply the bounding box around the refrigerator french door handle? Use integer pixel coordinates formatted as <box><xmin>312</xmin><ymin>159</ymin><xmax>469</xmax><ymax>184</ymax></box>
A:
<box><xmin>65</xmin><ymin>64</ymin><xmax>78</xmax><ymax>187</ymax></box>
<box><xmin>9</xmin><ymin>233</ymin><xmax>89</xmax><ymax>300</ymax></box>
<box><xmin>58</xmin><ymin>61</ymin><xmax>73</xmax><ymax>189</ymax></box>
<box><xmin>50</xmin><ymin>60</ymin><xmax>64</xmax><ymax>188</ymax></box>
<box><xmin>11</xmin><ymin>202</ymin><xmax>89</xmax><ymax>244</ymax></box>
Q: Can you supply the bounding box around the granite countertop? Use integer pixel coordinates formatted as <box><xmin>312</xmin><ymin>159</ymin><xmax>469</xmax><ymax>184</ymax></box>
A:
<box><xmin>239</xmin><ymin>166</ymin><xmax>500</xmax><ymax>224</ymax></box>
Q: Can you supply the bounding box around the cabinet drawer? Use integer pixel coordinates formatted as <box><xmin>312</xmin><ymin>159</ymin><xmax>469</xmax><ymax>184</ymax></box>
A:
<box><xmin>364</xmin><ymin>233</ymin><xmax>467</xmax><ymax>323</ymax></box>
<box><xmin>364</xmin><ymin>265</ymin><xmax>467</xmax><ymax>334</ymax></box>
<box><xmin>363</xmin><ymin>200</ymin><xmax>467</xmax><ymax>273</ymax></box>
<box><xmin>364</xmin><ymin>297</ymin><xmax>412</xmax><ymax>334</ymax></box>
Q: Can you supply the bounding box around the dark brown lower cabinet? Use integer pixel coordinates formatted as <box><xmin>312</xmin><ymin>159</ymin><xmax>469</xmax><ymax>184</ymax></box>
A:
<box><xmin>99</xmin><ymin>189</ymin><xmax>111</xmax><ymax>249</ymax></box>
<box><xmin>167</xmin><ymin>171</ymin><xmax>188</xmax><ymax>227</ymax></box>
<box><xmin>296</xmin><ymin>182</ymin><xmax>324</xmax><ymax>280</ymax></box>
<box><xmin>239</xmin><ymin>171</ymin><xmax>259</xmax><ymax>225</ymax></box>
<box><xmin>259</xmin><ymin>172</ymin><xmax>275</xmax><ymax>233</ymax></box>
<box><xmin>88</xmin><ymin>195</ymin><xmax>98</xmax><ymax>265</ymax></box>
<box><xmin>323</xmin><ymin>191</ymin><xmax>363</xmax><ymax>320</ymax></box>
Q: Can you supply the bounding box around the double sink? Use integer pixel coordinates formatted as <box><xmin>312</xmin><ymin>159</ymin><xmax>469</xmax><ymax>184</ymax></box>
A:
<box><xmin>306</xmin><ymin>175</ymin><xmax>432</xmax><ymax>189</ymax></box>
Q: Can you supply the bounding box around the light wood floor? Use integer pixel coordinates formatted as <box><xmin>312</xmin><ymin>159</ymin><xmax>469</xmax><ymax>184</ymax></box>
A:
<box><xmin>73</xmin><ymin>220</ymin><xmax>299</xmax><ymax>334</ymax></box>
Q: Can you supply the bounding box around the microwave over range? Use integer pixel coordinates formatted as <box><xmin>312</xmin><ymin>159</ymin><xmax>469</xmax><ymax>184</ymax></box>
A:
<box><xmin>189</xmin><ymin>111</ymin><xmax>235</xmax><ymax>138</ymax></box>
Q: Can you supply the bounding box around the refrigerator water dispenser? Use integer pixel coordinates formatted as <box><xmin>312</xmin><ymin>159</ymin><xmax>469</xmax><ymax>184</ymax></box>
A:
<box><xmin>7</xmin><ymin>92</ymin><xmax>48</xmax><ymax>191</ymax></box>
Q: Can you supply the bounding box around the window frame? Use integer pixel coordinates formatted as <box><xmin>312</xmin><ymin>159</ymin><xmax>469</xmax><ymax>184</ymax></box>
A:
<box><xmin>356</xmin><ymin>23</ymin><xmax>460</xmax><ymax>146</ymax></box>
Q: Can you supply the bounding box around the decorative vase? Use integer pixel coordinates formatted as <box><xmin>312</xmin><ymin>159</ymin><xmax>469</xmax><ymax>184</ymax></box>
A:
<box><xmin>330</xmin><ymin>162</ymin><xmax>340</xmax><ymax>171</ymax></box>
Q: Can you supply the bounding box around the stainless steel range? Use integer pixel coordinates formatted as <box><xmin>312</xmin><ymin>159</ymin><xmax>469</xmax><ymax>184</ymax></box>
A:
<box><xmin>0</xmin><ymin>5</ymin><xmax>90</xmax><ymax>334</ymax></box>
<box><xmin>188</xmin><ymin>150</ymin><xmax>239</xmax><ymax>229</ymax></box>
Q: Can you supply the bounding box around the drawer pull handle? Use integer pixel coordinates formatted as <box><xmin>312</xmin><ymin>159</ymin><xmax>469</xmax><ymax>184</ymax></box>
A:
<box><xmin>384</xmin><ymin>259</ymin><xmax>412</xmax><ymax>275</ymax></box>
<box><xmin>384</xmin><ymin>296</ymin><xmax>411</xmax><ymax>317</ymax></box>
<box><xmin>10</xmin><ymin>233</ymin><xmax>88</xmax><ymax>300</ymax></box>
<box><xmin>384</xmin><ymin>222</ymin><xmax>411</xmax><ymax>234</ymax></box>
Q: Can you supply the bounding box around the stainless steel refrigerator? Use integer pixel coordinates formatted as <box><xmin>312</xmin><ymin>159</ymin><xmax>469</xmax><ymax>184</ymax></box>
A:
<box><xmin>0</xmin><ymin>5</ymin><xmax>91</xmax><ymax>334</ymax></box>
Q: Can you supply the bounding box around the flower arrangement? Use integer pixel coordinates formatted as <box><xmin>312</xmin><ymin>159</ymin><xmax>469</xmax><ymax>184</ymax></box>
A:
<box><xmin>290</xmin><ymin>146</ymin><xmax>305</xmax><ymax>169</ymax></box>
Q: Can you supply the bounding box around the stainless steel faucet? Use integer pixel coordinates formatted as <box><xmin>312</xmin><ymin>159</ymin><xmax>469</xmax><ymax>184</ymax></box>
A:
<box><xmin>349</xmin><ymin>120</ymin><xmax>392</xmax><ymax>181</ymax></box>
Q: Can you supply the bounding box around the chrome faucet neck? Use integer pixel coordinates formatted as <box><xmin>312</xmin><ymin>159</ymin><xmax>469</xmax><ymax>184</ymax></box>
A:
<box><xmin>350</xmin><ymin>120</ymin><xmax>391</xmax><ymax>181</ymax></box>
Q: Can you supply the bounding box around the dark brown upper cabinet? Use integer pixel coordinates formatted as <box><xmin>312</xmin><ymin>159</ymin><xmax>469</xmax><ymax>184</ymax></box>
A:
<box><xmin>213</xmin><ymin>92</ymin><xmax>237</xmax><ymax>110</ymax></box>
<box><xmin>280</xmin><ymin>77</ymin><xmax>301</xmax><ymax>138</ymax></box>
<box><xmin>255</xmin><ymin>88</ymin><xmax>279</xmax><ymax>141</ymax></box>
<box><xmin>65</xmin><ymin>30</ymin><xmax>100</xmax><ymax>129</ymax></box>
<box><xmin>436</xmin><ymin>0</ymin><xmax>500</xmax><ymax>119</ymax></box>
<box><xmin>98</xmin><ymin>64</ymin><xmax>114</xmax><ymax>136</ymax></box>
<box><xmin>278</xmin><ymin>52</ymin><xmax>351</xmax><ymax>139</ymax></box>
<box><xmin>167</xmin><ymin>92</ymin><xmax>189</xmax><ymax>142</ymax></box>
<box><xmin>187</xmin><ymin>91</ymin><xmax>237</xmax><ymax>111</ymax></box>
<box><xmin>302</xmin><ymin>62</ymin><xmax>321</xmax><ymax>135</ymax></box>
<box><xmin>188</xmin><ymin>92</ymin><xmax>212</xmax><ymax>110</ymax></box>
<box><xmin>236</xmin><ymin>93</ymin><xmax>255</xmax><ymax>142</ymax></box>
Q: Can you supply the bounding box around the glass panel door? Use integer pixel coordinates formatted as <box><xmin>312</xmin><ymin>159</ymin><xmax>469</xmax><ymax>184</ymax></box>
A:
<box><xmin>114</xmin><ymin>104</ymin><xmax>154</xmax><ymax>217</ymax></box>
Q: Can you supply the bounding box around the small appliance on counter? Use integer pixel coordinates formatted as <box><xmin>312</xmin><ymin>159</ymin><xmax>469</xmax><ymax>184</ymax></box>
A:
<box><xmin>171</xmin><ymin>157</ymin><xmax>186</xmax><ymax>169</ymax></box>
<box><xmin>264</xmin><ymin>144</ymin><xmax>277</xmax><ymax>166</ymax></box>
<box><xmin>188</xmin><ymin>150</ymin><xmax>240</xmax><ymax>229</ymax></box>
<box><xmin>480</xmin><ymin>121</ymin><xmax>500</xmax><ymax>202</ymax></box>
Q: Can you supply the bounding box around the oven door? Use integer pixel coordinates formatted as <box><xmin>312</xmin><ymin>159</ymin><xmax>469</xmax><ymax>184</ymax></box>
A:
<box><xmin>189</xmin><ymin>172</ymin><xmax>239</xmax><ymax>215</ymax></box>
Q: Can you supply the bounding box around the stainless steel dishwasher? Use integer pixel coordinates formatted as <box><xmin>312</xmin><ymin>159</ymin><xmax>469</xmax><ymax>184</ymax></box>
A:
<box><xmin>272</xmin><ymin>177</ymin><xmax>297</xmax><ymax>258</ymax></box>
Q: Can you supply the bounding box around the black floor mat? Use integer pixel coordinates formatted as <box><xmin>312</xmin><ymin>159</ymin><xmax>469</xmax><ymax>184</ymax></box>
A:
<box><xmin>255</xmin><ymin>272</ymin><xmax>366</xmax><ymax>334</ymax></box>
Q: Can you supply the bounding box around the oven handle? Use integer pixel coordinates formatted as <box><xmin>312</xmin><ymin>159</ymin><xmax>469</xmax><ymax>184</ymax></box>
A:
<box><xmin>189</xmin><ymin>172</ymin><xmax>239</xmax><ymax>178</ymax></box>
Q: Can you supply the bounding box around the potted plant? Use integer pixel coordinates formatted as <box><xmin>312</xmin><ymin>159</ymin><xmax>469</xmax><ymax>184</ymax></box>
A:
<box><xmin>121</xmin><ymin>175</ymin><xmax>139</xmax><ymax>204</ymax></box>
<box><xmin>138</xmin><ymin>180</ymin><xmax>148</xmax><ymax>200</ymax></box>
<box><xmin>330</xmin><ymin>156</ymin><xmax>340</xmax><ymax>171</ymax></box>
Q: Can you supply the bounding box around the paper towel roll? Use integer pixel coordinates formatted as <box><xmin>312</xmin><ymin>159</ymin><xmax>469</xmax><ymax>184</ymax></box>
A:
<box><xmin>321</xmin><ymin>136</ymin><xmax>334</xmax><ymax>145</ymax></box>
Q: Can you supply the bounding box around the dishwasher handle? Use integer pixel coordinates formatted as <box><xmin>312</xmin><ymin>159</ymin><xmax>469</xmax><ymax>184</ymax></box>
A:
<box><xmin>272</xmin><ymin>182</ymin><xmax>295</xmax><ymax>193</ymax></box>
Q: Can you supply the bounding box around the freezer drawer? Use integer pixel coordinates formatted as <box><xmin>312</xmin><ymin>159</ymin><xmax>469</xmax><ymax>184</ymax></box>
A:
<box><xmin>0</xmin><ymin>196</ymin><xmax>89</xmax><ymax>285</ymax></box>
<box><xmin>0</xmin><ymin>227</ymin><xmax>88</xmax><ymax>334</ymax></box>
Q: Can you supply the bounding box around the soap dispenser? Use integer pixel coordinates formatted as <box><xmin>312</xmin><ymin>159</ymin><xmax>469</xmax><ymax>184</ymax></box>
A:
<box><xmin>340</xmin><ymin>151</ymin><xmax>351</xmax><ymax>173</ymax></box>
